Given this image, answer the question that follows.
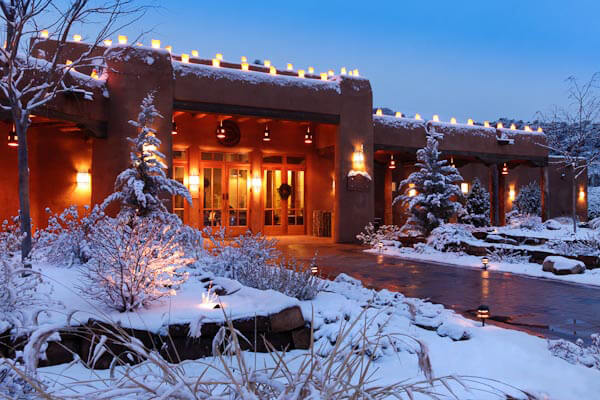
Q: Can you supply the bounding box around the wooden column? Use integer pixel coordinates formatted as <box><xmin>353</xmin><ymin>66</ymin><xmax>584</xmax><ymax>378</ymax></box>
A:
<box><xmin>541</xmin><ymin>166</ymin><xmax>550</xmax><ymax>221</ymax></box>
<box><xmin>384</xmin><ymin>163</ymin><xmax>393</xmax><ymax>225</ymax></box>
<box><xmin>490</xmin><ymin>164</ymin><xmax>500</xmax><ymax>226</ymax></box>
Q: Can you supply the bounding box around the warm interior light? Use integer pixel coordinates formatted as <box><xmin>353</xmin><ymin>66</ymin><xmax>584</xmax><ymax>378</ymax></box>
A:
<box><xmin>118</xmin><ymin>35</ymin><xmax>127</xmax><ymax>44</ymax></box>
<box><xmin>461</xmin><ymin>182</ymin><xmax>469</xmax><ymax>194</ymax></box>
<box><xmin>432</xmin><ymin>114</ymin><xmax>440</xmax><ymax>122</ymax></box>
<box><xmin>151</xmin><ymin>39</ymin><xmax>160</xmax><ymax>49</ymax></box>
<box><xmin>298</xmin><ymin>69</ymin><xmax>305</xmax><ymax>78</ymax></box>
<box><xmin>340</xmin><ymin>67</ymin><xmax>347</xmax><ymax>75</ymax></box>
<box><xmin>252</xmin><ymin>176</ymin><xmax>262</xmax><ymax>192</ymax></box>
<box><xmin>287</xmin><ymin>63</ymin><xmax>293</xmax><ymax>71</ymax></box>
<box><xmin>191</xmin><ymin>50</ymin><xmax>199</xmax><ymax>57</ymax></box>
<box><xmin>320</xmin><ymin>72</ymin><xmax>327</xmax><ymax>81</ymax></box>
<box><xmin>269</xmin><ymin>66</ymin><xmax>277</xmax><ymax>75</ymax></box>
<box><xmin>40</xmin><ymin>30</ymin><xmax>49</xmax><ymax>38</ymax></box>
<box><xmin>579</xmin><ymin>187</ymin><xmax>586</xmax><ymax>201</ymax></box>
<box><xmin>389</xmin><ymin>154</ymin><xmax>396</xmax><ymax>169</ymax></box>
<box><xmin>328</xmin><ymin>69</ymin><xmax>334</xmax><ymax>76</ymax></box>
<box><xmin>76</xmin><ymin>172</ymin><xmax>91</xmax><ymax>187</ymax></box>
<box><xmin>376</xmin><ymin>108</ymin><xmax>383</xmax><ymax>116</ymax></box>
<box><xmin>415</xmin><ymin>113</ymin><xmax>422</xmax><ymax>120</ymax></box>
<box><xmin>352</xmin><ymin>144</ymin><xmax>365</xmax><ymax>171</ymax></box>
<box><xmin>264</xmin><ymin>60</ymin><xmax>271</xmax><ymax>68</ymax></box>
<box><xmin>181</xmin><ymin>53</ymin><xmax>189</xmax><ymax>63</ymax></box>
<box><xmin>90</xmin><ymin>69</ymin><xmax>99</xmax><ymax>79</ymax></box>
<box><xmin>216</xmin><ymin>53</ymin><xmax>223</xmax><ymax>61</ymax></box>
<box><xmin>484</xmin><ymin>121</ymin><xmax>490</xmax><ymax>128</ymax></box>
<box><xmin>467</xmin><ymin>118</ymin><xmax>474</xmax><ymax>125</ymax></box>
<box><xmin>509</xmin><ymin>186</ymin><xmax>516</xmax><ymax>201</ymax></box>
<box><xmin>241</xmin><ymin>62</ymin><xmax>249</xmax><ymax>71</ymax></box>
<box><xmin>510</xmin><ymin>123</ymin><xmax>517</xmax><ymax>130</ymax></box>
<box><xmin>450</xmin><ymin>117</ymin><xmax>457</xmax><ymax>124</ymax></box>
<box><xmin>103</xmin><ymin>39</ymin><xmax>112</xmax><ymax>46</ymax></box>
<box><xmin>395</xmin><ymin>112</ymin><xmax>403</xmax><ymax>118</ymax></box>
<box><xmin>304</xmin><ymin>126</ymin><xmax>313</xmax><ymax>144</ymax></box>
<box><xmin>73</xmin><ymin>34</ymin><xmax>82</xmax><ymax>42</ymax></box>
<box><xmin>308</xmin><ymin>66</ymin><xmax>315</xmax><ymax>74</ymax></box>
<box><xmin>497</xmin><ymin>122</ymin><xmax>503</xmax><ymax>129</ymax></box>
<box><xmin>524</xmin><ymin>125</ymin><xmax>532</xmax><ymax>132</ymax></box>
<box><xmin>212</xmin><ymin>58</ymin><xmax>220</xmax><ymax>67</ymax></box>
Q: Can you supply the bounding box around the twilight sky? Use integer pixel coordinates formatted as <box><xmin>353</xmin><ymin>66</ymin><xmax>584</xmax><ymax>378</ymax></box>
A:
<box><xmin>109</xmin><ymin>0</ymin><xmax>599</xmax><ymax>122</ymax></box>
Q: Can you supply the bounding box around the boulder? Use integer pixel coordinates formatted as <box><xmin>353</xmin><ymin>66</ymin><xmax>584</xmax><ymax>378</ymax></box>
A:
<box><xmin>543</xmin><ymin>256</ymin><xmax>586</xmax><ymax>275</ymax></box>
<box><xmin>485</xmin><ymin>234</ymin><xmax>518</xmax><ymax>245</ymax></box>
<box><xmin>436</xmin><ymin>321</ymin><xmax>471</xmax><ymax>341</ymax></box>
<box><xmin>544</xmin><ymin>219</ymin><xmax>563</xmax><ymax>230</ymax></box>
<box><xmin>270</xmin><ymin>306</ymin><xmax>305</xmax><ymax>333</ymax></box>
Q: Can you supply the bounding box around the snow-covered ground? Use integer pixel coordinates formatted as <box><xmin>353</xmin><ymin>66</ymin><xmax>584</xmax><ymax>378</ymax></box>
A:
<box><xmin>34</xmin><ymin>271</ymin><xmax>600</xmax><ymax>399</ymax></box>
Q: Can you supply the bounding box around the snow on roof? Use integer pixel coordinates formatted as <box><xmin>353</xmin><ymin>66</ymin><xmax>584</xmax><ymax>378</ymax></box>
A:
<box><xmin>174</xmin><ymin>61</ymin><xmax>342</xmax><ymax>94</ymax></box>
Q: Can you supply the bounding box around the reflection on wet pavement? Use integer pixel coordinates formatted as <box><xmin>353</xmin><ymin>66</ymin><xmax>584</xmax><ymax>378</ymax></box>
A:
<box><xmin>275</xmin><ymin>236</ymin><xmax>600</xmax><ymax>342</ymax></box>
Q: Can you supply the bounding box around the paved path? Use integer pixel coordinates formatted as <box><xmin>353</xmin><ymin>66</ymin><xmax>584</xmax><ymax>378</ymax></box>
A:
<box><xmin>275</xmin><ymin>236</ymin><xmax>600</xmax><ymax>342</ymax></box>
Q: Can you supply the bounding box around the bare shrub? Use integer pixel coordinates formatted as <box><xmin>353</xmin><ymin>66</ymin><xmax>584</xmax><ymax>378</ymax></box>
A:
<box><xmin>548</xmin><ymin>334</ymin><xmax>600</xmax><ymax>369</ymax></box>
<box><xmin>0</xmin><ymin>216</ymin><xmax>22</xmax><ymax>255</ymax></box>
<box><xmin>79</xmin><ymin>214</ymin><xmax>191</xmax><ymax>312</ymax></box>
<box><xmin>486</xmin><ymin>247</ymin><xmax>531</xmax><ymax>264</ymax></box>
<box><xmin>356</xmin><ymin>222</ymin><xmax>401</xmax><ymax>246</ymax></box>
<box><xmin>427</xmin><ymin>224</ymin><xmax>475</xmax><ymax>252</ymax></box>
<box><xmin>547</xmin><ymin>235</ymin><xmax>600</xmax><ymax>256</ymax></box>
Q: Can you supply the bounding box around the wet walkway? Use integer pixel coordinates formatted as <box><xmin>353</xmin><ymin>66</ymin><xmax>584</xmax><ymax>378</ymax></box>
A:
<box><xmin>274</xmin><ymin>236</ymin><xmax>600</xmax><ymax>342</ymax></box>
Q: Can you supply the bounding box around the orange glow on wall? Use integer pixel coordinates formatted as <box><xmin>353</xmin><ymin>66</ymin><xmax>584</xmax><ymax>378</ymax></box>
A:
<box><xmin>579</xmin><ymin>187</ymin><xmax>586</xmax><ymax>201</ymax></box>
<box><xmin>118</xmin><ymin>35</ymin><xmax>127</xmax><ymax>44</ymax></box>
<box><xmin>151</xmin><ymin>39</ymin><xmax>160</xmax><ymax>49</ymax></box>
<box><xmin>509</xmin><ymin>185</ymin><xmax>516</xmax><ymax>201</ymax></box>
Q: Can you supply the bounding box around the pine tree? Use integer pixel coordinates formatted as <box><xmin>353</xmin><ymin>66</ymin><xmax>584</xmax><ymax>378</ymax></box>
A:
<box><xmin>102</xmin><ymin>93</ymin><xmax>191</xmax><ymax>217</ymax></box>
<box><xmin>514</xmin><ymin>181</ymin><xmax>541</xmax><ymax>216</ymax></box>
<box><xmin>460</xmin><ymin>178</ymin><xmax>490</xmax><ymax>227</ymax></box>
<box><xmin>393</xmin><ymin>128</ymin><xmax>463</xmax><ymax>235</ymax></box>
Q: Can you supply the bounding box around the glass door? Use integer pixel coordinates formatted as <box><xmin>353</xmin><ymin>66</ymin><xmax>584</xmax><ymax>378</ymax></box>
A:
<box><xmin>226</xmin><ymin>167</ymin><xmax>249</xmax><ymax>234</ymax></box>
<box><xmin>263</xmin><ymin>168</ymin><xmax>284</xmax><ymax>235</ymax></box>
<box><xmin>202</xmin><ymin>166</ymin><xmax>223</xmax><ymax>228</ymax></box>
<box><xmin>172</xmin><ymin>149</ymin><xmax>188</xmax><ymax>223</ymax></box>
<box><xmin>287</xmin><ymin>169</ymin><xmax>305</xmax><ymax>234</ymax></box>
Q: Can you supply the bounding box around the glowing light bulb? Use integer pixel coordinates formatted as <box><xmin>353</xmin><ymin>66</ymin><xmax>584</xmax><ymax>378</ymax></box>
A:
<box><xmin>353</xmin><ymin>69</ymin><xmax>359</xmax><ymax>76</ymax></box>
<box><xmin>497</xmin><ymin>122</ymin><xmax>503</xmax><ymax>129</ymax></box>
<box><xmin>308</xmin><ymin>66</ymin><xmax>315</xmax><ymax>74</ymax></box>
<box><xmin>287</xmin><ymin>63</ymin><xmax>293</xmax><ymax>71</ymax></box>
<box><xmin>467</xmin><ymin>118</ymin><xmax>474</xmax><ymax>125</ymax></box>
<box><xmin>510</xmin><ymin>123</ymin><xmax>517</xmax><ymax>130</ymax></box>
<box><xmin>432</xmin><ymin>114</ymin><xmax>440</xmax><ymax>122</ymax></box>
<box><xmin>524</xmin><ymin>125</ymin><xmax>532</xmax><ymax>132</ymax></box>
<box><xmin>241</xmin><ymin>62</ymin><xmax>249</xmax><ymax>71</ymax></box>
<box><xmin>212</xmin><ymin>58</ymin><xmax>220</xmax><ymax>67</ymax></box>
<box><xmin>151</xmin><ymin>39</ymin><xmax>160</xmax><ymax>49</ymax></box>
<box><xmin>298</xmin><ymin>69</ymin><xmax>305</xmax><ymax>78</ymax></box>
<box><xmin>537</xmin><ymin>127</ymin><xmax>543</xmax><ymax>133</ymax></box>
<box><xmin>241</xmin><ymin>56</ymin><xmax>247</xmax><ymax>62</ymax></box>
<box><xmin>191</xmin><ymin>50</ymin><xmax>199</xmax><ymax>57</ymax></box>
<box><xmin>73</xmin><ymin>34</ymin><xmax>82</xmax><ymax>42</ymax></box>
<box><xmin>103</xmin><ymin>39</ymin><xmax>112</xmax><ymax>46</ymax></box>
<box><xmin>328</xmin><ymin>70</ymin><xmax>334</xmax><ymax>76</ymax></box>
<box><xmin>340</xmin><ymin>67</ymin><xmax>347</xmax><ymax>75</ymax></box>
<box><xmin>320</xmin><ymin>73</ymin><xmax>327</xmax><ymax>81</ymax></box>
<box><xmin>118</xmin><ymin>35</ymin><xmax>127</xmax><ymax>44</ymax></box>
<box><xmin>165</xmin><ymin>45</ymin><xmax>172</xmax><ymax>53</ymax></box>
<box><xmin>415</xmin><ymin>113</ymin><xmax>422</xmax><ymax>120</ymax></box>
<box><xmin>484</xmin><ymin>121</ymin><xmax>490</xmax><ymax>128</ymax></box>
<box><xmin>264</xmin><ymin>60</ymin><xmax>271</xmax><ymax>68</ymax></box>
<box><xmin>181</xmin><ymin>53</ymin><xmax>189</xmax><ymax>63</ymax></box>
<box><xmin>450</xmin><ymin>117</ymin><xmax>457</xmax><ymax>124</ymax></box>
<box><xmin>40</xmin><ymin>30</ymin><xmax>49</xmax><ymax>39</ymax></box>
<box><xmin>270</xmin><ymin>66</ymin><xmax>277</xmax><ymax>75</ymax></box>
<box><xmin>395</xmin><ymin>112</ymin><xmax>403</xmax><ymax>118</ymax></box>
<box><xmin>215</xmin><ymin>53</ymin><xmax>223</xmax><ymax>60</ymax></box>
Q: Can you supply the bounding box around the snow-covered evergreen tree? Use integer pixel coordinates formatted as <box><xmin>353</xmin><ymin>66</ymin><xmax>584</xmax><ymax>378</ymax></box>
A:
<box><xmin>514</xmin><ymin>182</ymin><xmax>541</xmax><ymax>216</ymax></box>
<box><xmin>393</xmin><ymin>127</ymin><xmax>463</xmax><ymax>235</ymax></box>
<box><xmin>102</xmin><ymin>93</ymin><xmax>191</xmax><ymax>217</ymax></box>
<box><xmin>459</xmin><ymin>178</ymin><xmax>490</xmax><ymax>227</ymax></box>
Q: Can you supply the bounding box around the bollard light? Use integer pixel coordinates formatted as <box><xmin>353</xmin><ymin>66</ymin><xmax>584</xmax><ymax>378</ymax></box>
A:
<box><xmin>481</xmin><ymin>256</ymin><xmax>489</xmax><ymax>270</ymax></box>
<box><xmin>477</xmin><ymin>305</ymin><xmax>490</xmax><ymax>326</ymax></box>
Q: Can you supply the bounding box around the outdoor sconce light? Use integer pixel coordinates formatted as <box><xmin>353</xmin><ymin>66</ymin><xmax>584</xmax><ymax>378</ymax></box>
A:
<box><xmin>73</xmin><ymin>34</ymin><xmax>82</xmax><ymax>42</ymax></box>
<box><xmin>389</xmin><ymin>154</ymin><xmax>396</xmax><ymax>169</ymax></box>
<box><xmin>510</xmin><ymin>123</ymin><xmax>517</xmax><ymax>130</ymax></box>
<box><xmin>320</xmin><ymin>73</ymin><xmax>327</xmax><ymax>81</ymax></box>
<box><xmin>269</xmin><ymin>66</ymin><xmax>277</xmax><ymax>75</ymax></box>
<box><xmin>304</xmin><ymin>126</ymin><xmax>313</xmax><ymax>144</ymax></box>
<box><xmin>264</xmin><ymin>60</ymin><xmax>271</xmax><ymax>68</ymax></box>
<box><xmin>298</xmin><ymin>69</ymin><xmax>305</xmax><ymax>78</ymax></box>
<box><xmin>432</xmin><ymin>114</ymin><xmax>440</xmax><ymax>122</ymax></box>
<box><xmin>340</xmin><ymin>67</ymin><xmax>347</xmax><ymax>75</ymax></box>
<box><xmin>408</xmin><ymin>183</ymin><xmax>417</xmax><ymax>197</ymax></box>
<box><xmin>484</xmin><ymin>121</ymin><xmax>490</xmax><ymax>128</ymax></box>
<box><xmin>90</xmin><ymin>69</ymin><xmax>99</xmax><ymax>80</ymax></box>
<box><xmin>502</xmin><ymin>163</ymin><xmax>509</xmax><ymax>175</ymax></box>
<box><xmin>524</xmin><ymin>125</ymin><xmax>532</xmax><ymax>132</ymax></box>
<box><xmin>579</xmin><ymin>188</ymin><xmax>586</xmax><ymax>201</ymax></box>
<box><xmin>263</xmin><ymin>125</ymin><xmax>271</xmax><ymax>142</ymax></box>
<box><xmin>103</xmin><ymin>39</ymin><xmax>112</xmax><ymax>47</ymax></box>
<box><xmin>181</xmin><ymin>54</ymin><xmax>190</xmax><ymax>63</ymax></box>
<box><xmin>467</xmin><ymin>118</ymin><xmax>474</xmax><ymax>125</ymax></box>
<box><xmin>308</xmin><ymin>66</ymin><xmax>315</xmax><ymax>74</ymax></box>
<box><xmin>7</xmin><ymin>124</ymin><xmax>18</xmax><ymax>147</ymax></box>
<box><xmin>216</xmin><ymin>121</ymin><xmax>226</xmax><ymax>139</ymax></box>
<box><xmin>118</xmin><ymin>35</ymin><xmax>127</xmax><ymax>44</ymax></box>
<box><xmin>252</xmin><ymin>176</ymin><xmax>262</xmax><ymax>193</ymax></box>
<box><xmin>40</xmin><ymin>30</ymin><xmax>49</xmax><ymax>38</ymax></box>
<box><xmin>76</xmin><ymin>172</ymin><xmax>91</xmax><ymax>188</ymax></box>
<box><xmin>481</xmin><ymin>256</ymin><xmax>489</xmax><ymax>270</ymax></box>
<box><xmin>241</xmin><ymin>62</ymin><xmax>249</xmax><ymax>71</ymax></box>
<box><xmin>450</xmin><ymin>117</ymin><xmax>457</xmax><ymax>124</ymax></box>
<box><xmin>537</xmin><ymin>127</ymin><xmax>543</xmax><ymax>133</ymax></box>
<box><xmin>497</xmin><ymin>122</ymin><xmax>503</xmax><ymax>129</ymax></box>
<box><xmin>215</xmin><ymin>53</ymin><xmax>223</xmax><ymax>61</ymax></box>
<box><xmin>151</xmin><ymin>39</ymin><xmax>160</xmax><ymax>49</ymax></box>
<box><xmin>171</xmin><ymin>120</ymin><xmax>177</xmax><ymax>135</ymax></box>
<box><xmin>287</xmin><ymin>63</ymin><xmax>293</xmax><ymax>71</ymax></box>
<box><xmin>189</xmin><ymin>175</ymin><xmax>200</xmax><ymax>193</ymax></box>
<box><xmin>477</xmin><ymin>305</ymin><xmax>490</xmax><ymax>326</ymax></box>
<box><xmin>328</xmin><ymin>69</ymin><xmax>334</xmax><ymax>77</ymax></box>
<box><xmin>375</xmin><ymin>108</ymin><xmax>383</xmax><ymax>116</ymax></box>
<box><xmin>352</xmin><ymin>144</ymin><xmax>365</xmax><ymax>170</ymax></box>
<box><xmin>415</xmin><ymin>113</ymin><xmax>422</xmax><ymax>120</ymax></box>
<box><xmin>191</xmin><ymin>50</ymin><xmax>199</xmax><ymax>57</ymax></box>
<box><xmin>212</xmin><ymin>58</ymin><xmax>220</xmax><ymax>67</ymax></box>
<box><xmin>509</xmin><ymin>186</ymin><xmax>516</xmax><ymax>201</ymax></box>
<box><xmin>461</xmin><ymin>182</ymin><xmax>469</xmax><ymax>194</ymax></box>
<box><xmin>395</xmin><ymin>112</ymin><xmax>403</xmax><ymax>118</ymax></box>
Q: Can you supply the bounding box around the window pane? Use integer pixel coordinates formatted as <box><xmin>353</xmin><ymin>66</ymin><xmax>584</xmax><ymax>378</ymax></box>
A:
<box><xmin>203</xmin><ymin>168</ymin><xmax>212</xmax><ymax>208</ymax></box>
<box><xmin>213</xmin><ymin>168</ymin><xmax>222</xmax><ymax>208</ymax></box>
<box><xmin>201</xmin><ymin>152</ymin><xmax>213</xmax><ymax>161</ymax></box>
<box><xmin>174</xmin><ymin>166</ymin><xmax>185</xmax><ymax>183</ymax></box>
<box><xmin>173</xmin><ymin>150</ymin><xmax>187</xmax><ymax>160</ymax></box>
<box><xmin>263</xmin><ymin>155</ymin><xmax>283</xmax><ymax>164</ymax></box>
<box><xmin>287</xmin><ymin>156</ymin><xmax>305</xmax><ymax>165</ymax></box>
<box><xmin>213</xmin><ymin>152</ymin><xmax>224</xmax><ymax>161</ymax></box>
<box><xmin>274</xmin><ymin>170</ymin><xmax>282</xmax><ymax>209</ymax></box>
<box><xmin>239</xmin><ymin>169</ymin><xmax>248</xmax><ymax>209</ymax></box>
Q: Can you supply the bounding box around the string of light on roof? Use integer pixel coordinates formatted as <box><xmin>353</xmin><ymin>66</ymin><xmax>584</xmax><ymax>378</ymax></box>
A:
<box><xmin>374</xmin><ymin>108</ymin><xmax>543</xmax><ymax>133</ymax></box>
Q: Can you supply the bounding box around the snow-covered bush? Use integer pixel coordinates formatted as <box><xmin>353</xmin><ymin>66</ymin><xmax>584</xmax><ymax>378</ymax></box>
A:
<box><xmin>547</xmin><ymin>235</ymin><xmax>600</xmax><ymax>256</ymax></box>
<box><xmin>32</xmin><ymin>205</ymin><xmax>104</xmax><ymax>266</ymax></box>
<box><xmin>102</xmin><ymin>93</ymin><xmax>191</xmax><ymax>217</ymax></box>
<box><xmin>486</xmin><ymin>248</ymin><xmax>530</xmax><ymax>264</ymax></box>
<box><xmin>356</xmin><ymin>222</ymin><xmax>401</xmax><ymax>246</ymax></box>
<box><xmin>513</xmin><ymin>181</ymin><xmax>541</xmax><ymax>216</ymax></box>
<box><xmin>0</xmin><ymin>360</ymin><xmax>36</xmax><ymax>398</ymax></box>
<box><xmin>506</xmin><ymin>211</ymin><xmax>544</xmax><ymax>231</ymax></box>
<box><xmin>427</xmin><ymin>224</ymin><xmax>475</xmax><ymax>252</ymax></box>
<box><xmin>548</xmin><ymin>334</ymin><xmax>600</xmax><ymax>370</ymax></box>
<box><xmin>459</xmin><ymin>178</ymin><xmax>490</xmax><ymax>227</ymax></box>
<box><xmin>79</xmin><ymin>214</ymin><xmax>191</xmax><ymax>312</ymax></box>
<box><xmin>0</xmin><ymin>216</ymin><xmax>22</xmax><ymax>255</ymax></box>
<box><xmin>393</xmin><ymin>129</ymin><xmax>463</xmax><ymax>235</ymax></box>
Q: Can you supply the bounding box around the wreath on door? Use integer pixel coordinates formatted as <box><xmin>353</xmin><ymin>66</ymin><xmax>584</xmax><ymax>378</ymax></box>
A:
<box><xmin>277</xmin><ymin>183</ymin><xmax>292</xmax><ymax>200</ymax></box>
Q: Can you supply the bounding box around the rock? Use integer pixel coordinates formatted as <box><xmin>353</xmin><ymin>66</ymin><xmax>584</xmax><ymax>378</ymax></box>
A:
<box><xmin>413</xmin><ymin>315</ymin><xmax>442</xmax><ymax>331</ymax></box>
<box><xmin>544</xmin><ymin>219</ymin><xmax>563</xmax><ymax>230</ymax></box>
<box><xmin>543</xmin><ymin>256</ymin><xmax>586</xmax><ymax>275</ymax></box>
<box><xmin>270</xmin><ymin>306</ymin><xmax>305</xmax><ymax>333</ymax></box>
<box><xmin>334</xmin><ymin>273</ymin><xmax>363</xmax><ymax>286</ymax></box>
<box><xmin>436</xmin><ymin>321</ymin><xmax>471</xmax><ymax>341</ymax></box>
<box><xmin>485</xmin><ymin>234</ymin><xmax>518</xmax><ymax>245</ymax></box>
<box><xmin>291</xmin><ymin>326</ymin><xmax>312</xmax><ymax>350</ymax></box>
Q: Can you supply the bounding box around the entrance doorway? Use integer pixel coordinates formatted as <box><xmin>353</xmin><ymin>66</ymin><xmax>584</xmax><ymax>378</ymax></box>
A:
<box><xmin>262</xmin><ymin>155</ymin><xmax>305</xmax><ymax>235</ymax></box>
<box><xmin>199</xmin><ymin>152</ymin><xmax>250</xmax><ymax>235</ymax></box>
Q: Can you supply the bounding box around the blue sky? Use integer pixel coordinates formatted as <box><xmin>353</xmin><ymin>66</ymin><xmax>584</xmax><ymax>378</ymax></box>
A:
<box><xmin>109</xmin><ymin>0</ymin><xmax>599</xmax><ymax>122</ymax></box>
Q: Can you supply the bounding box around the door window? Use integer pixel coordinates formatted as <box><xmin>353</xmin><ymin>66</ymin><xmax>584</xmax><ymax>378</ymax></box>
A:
<box><xmin>203</xmin><ymin>167</ymin><xmax>222</xmax><ymax>227</ymax></box>
<box><xmin>264</xmin><ymin>169</ymin><xmax>282</xmax><ymax>226</ymax></box>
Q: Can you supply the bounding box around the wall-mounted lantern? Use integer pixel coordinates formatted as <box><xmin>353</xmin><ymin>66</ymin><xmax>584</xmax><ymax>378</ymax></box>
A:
<box><xmin>481</xmin><ymin>256</ymin><xmax>489</xmax><ymax>270</ymax></box>
<box><xmin>7</xmin><ymin>124</ymin><xmax>17</xmax><ymax>147</ymax></box>
<box><xmin>151</xmin><ymin>39</ymin><xmax>160</xmax><ymax>49</ymax></box>
<box><xmin>76</xmin><ymin>172</ymin><xmax>91</xmax><ymax>189</ymax></box>
<box><xmin>579</xmin><ymin>187</ymin><xmax>586</xmax><ymax>201</ymax></box>
<box><xmin>212</xmin><ymin>58</ymin><xmax>220</xmax><ymax>68</ymax></box>
<box><xmin>103</xmin><ymin>39</ymin><xmax>112</xmax><ymax>47</ymax></box>
<box><xmin>40</xmin><ymin>30</ymin><xmax>49</xmax><ymax>38</ymax></box>
<box><xmin>252</xmin><ymin>176</ymin><xmax>262</xmax><ymax>193</ymax></box>
<box><xmin>467</xmin><ymin>118</ymin><xmax>474</xmax><ymax>125</ymax></box>
<box><xmin>388</xmin><ymin>154</ymin><xmax>396</xmax><ymax>169</ymax></box>
<box><xmin>216</xmin><ymin>121</ymin><xmax>226</xmax><ymax>139</ymax></box>
<box><xmin>171</xmin><ymin>120</ymin><xmax>177</xmax><ymax>135</ymax></box>
<box><xmin>181</xmin><ymin>54</ymin><xmax>190</xmax><ymax>63</ymax></box>
<box><xmin>484</xmin><ymin>121</ymin><xmax>490</xmax><ymax>128</ymax></box>
<box><xmin>408</xmin><ymin>183</ymin><xmax>417</xmax><ymax>197</ymax></box>
<box><xmin>72</xmin><ymin>34</ymin><xmax>82</xmax><ymax>42</ymax></box>
<box><xmin>450</xmin><ymin>117</ymin><xmax>457</xmax><ymax>124</ymax></box>
<box><xmin>414</xmin><ymin>113</ymin><xmax>422</xmax><ymax>120</ymax></box>
<box><xmin>269</xmin><ymin>66</ymin><xmax>277</xmax><ymax>75</ymax></box>
<box><xmin>320</xmin><ymin>73</ymin><xmax>327</xmax><ymax>81</ymax></box>
<box><xmin>395</xmin><ymin>112</ymin><xmax>403</xmax><ymax>118</ymax></box>
<box><xmin>509</xmin><ymin>185</ymin><xmax>516</xmax><ymax>201</ymax></box>
<box><xmin>264</xmin><ymin>60</ymin><xmax>271</xmax><ymax>68</ymax></box>
<box><xmin>432</xmin><ymin>114</ymin><xmax>440</xmax><ymax>122</ymax></box>
<box><xmin>191</xmin><ymin>50</ymin><xmax>199</xmax><ymax>57</ymax></box>
<box><xmin>502</xmin><ymin>163</ymin><xmax>509</xmax><ymax>175</ymax></box>
<box><xmin>297</xmin><ymin>69</ymin><xmax>305</xmax><ymax>78</ymax></box>
<box><xmin>304</xmin><ymin>126</ymin><xmax>313</xmax><ymax>144</ymax></box>
<box><xmin>189</xmin><ymin>174</ymin><xmax>200</xmax><ymax>193</ymax></box>
<box><xmin>352</xmin><ymin>144</ymin><xmax>365</xmax><ymax>171</ymax></box>
<box><xmin>263</xmin><ymin>125</ymin><xmax>271</xmax><ymax>142</ymax></box>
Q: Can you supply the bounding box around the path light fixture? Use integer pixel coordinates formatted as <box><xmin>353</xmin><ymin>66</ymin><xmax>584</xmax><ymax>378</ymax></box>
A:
<box><xmin>481</xmin><ymin>256</ymin><xmax>489</xmax><ymax>270</ymax></box>
<box><xmin>212</xmin><ymin>58</ymin><xmax>220</xmax><ymax>67</ymax></box>
<box><xmin>241</xmin><ymin>61</ymin><xmax>249</xmax><ymax>71</ymax></box>
<box><xmin>377</xmin><ymin>241</ymin><xmax>384</xmax><ymax>252</ymax></box>
<box><xmin>269</xmin><ymin>66</ymin><xmax>277</xmax><ymax>75</ymax></box>
<box><xmin>389</xmin><ymin>154</ymin><xmax>396</xmax><ymax>169</ymax></box>
<box><xmin>297</xmin><ymin>69</ymin><xmax>305</xmax><ymax>78</ymax></box>
<box><xmin>352</xmin><ymin>144</ymin><xmax>365</xmax><ymax>170</ymax></box>
<box><xmin>310</xmin><ymin>262</ymin><xmax>319</xmax><ymax>275</ymax></box>
<box><xmin>477</xmin><ymin>305</ymin><xmax>490</xmax><ymax>326</ymax></box>
<box><xmin>7</xmin><ymin>124</ymin><xmax>18</xmax><ymax>147</ymax></box>
<box><xmin>216</xmin><ymin>121</ymin><xmax>226</xmax><ymax>139</ymax></box>
<box><xmin>263</xmin><ymin>125</ymin><xmax>271</xmax><ymax>142</ymax></box>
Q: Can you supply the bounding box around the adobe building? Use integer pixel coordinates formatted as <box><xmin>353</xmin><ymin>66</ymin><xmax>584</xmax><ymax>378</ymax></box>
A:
<box><xmin>0</xmin><ymin>38</ymin><xmax>588</xmax><ymax>242</ymax></box>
